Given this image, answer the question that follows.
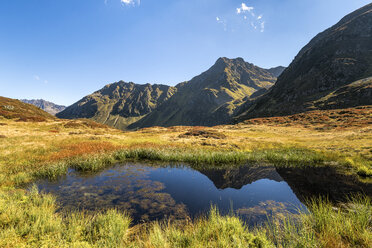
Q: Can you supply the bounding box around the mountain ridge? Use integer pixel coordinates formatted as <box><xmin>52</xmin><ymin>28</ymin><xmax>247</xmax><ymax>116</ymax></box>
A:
<box><xmin>236</xmin><ymin>3</ymin><xmax>372</xmax><ymax>121</ymax></box>
<box><xmin>59</xmin><ymin>57</ymin><xmax>280</xmax><ymax>129</ymax></box>
<box><xmin>21</xmin><ymin>99</ymin><xmax>66</xmax><ymax>116</ymax></box>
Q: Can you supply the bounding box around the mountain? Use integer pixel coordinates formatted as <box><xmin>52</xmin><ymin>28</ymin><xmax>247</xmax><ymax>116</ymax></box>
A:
<box><xmin>21</xmin><ymin>99</ymin><xmax>66</xmax><ymax>116</ymax></box>
<box><xmin>129</xmin><ymin>57</ymin><xmax>277</xmax><ymax>128</ymax></box>
<box><xmin>236</xmin><ymin>3</ymin><xmax>372</xmax><ymax>121</ymax></box>
<box><xmin>0</xmin><ymin>96</ymin><xmax>55</xmax><ymax>122</ymax></box>
<box><xmin>266</xmin><ymin>66</ymin><xmax>286</xmax><ymax>78</ymax></box>
<box><xmin>57</xmin><ymin>82</ymin><xmax>176</xmax><ymax>130</ymax></box>
<box><xmin>58</xmin><ymin>57</ymin><xmax>278</xmax><ymax>130</ymax></box>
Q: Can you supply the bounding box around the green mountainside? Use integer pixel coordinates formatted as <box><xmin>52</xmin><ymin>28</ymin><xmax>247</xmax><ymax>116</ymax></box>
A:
<box><xmin>129</xmin><ymin>57</ymin><xmax>277</xmax><ymax>128</ymax></box>
<box><xmin>236</xmin><ymin>3</ymin><xmax>372</xmax><ymax>121</ymax></box>
<box><xmin>57</xmin><ymin>82</ymin><xmax>176</xmax><ymax>129</ymax></box>
<box><xmin>59</xmin><ymin>57</ymin><xmax>278</xmax><ymax>129</ymax></box>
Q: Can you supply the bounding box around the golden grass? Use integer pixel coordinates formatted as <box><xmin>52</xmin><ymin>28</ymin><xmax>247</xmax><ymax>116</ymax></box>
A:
<box><xmin>0</xmin><ymin>107</ymin><xmax>371</xmax><ymax>247</ymax></box>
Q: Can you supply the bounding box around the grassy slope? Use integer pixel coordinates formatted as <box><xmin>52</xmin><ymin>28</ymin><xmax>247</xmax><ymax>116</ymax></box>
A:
<box><xmin>0</xmin><ymin>96</ymin><xmax>56</xmax><ymax>122</ymax></box>
<box><xmin>0</xmin><ymin>107</ymin><xmax>371</xmax><ymax>247</ymax></box>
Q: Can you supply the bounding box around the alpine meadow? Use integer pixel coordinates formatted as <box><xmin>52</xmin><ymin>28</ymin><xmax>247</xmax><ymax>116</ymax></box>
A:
<box><xmin>0</xmin><ymin>1</ymin><xmax>371</xmax><ymax>247</ymax></box>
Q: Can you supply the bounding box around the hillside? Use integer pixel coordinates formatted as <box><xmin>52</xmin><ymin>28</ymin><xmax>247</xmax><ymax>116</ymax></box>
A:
<box><xmin>57</xmin><ymin>82</ymin><xmax>176</xmax><ymax>130</ymax></box>
<box><xmin>58</xmin><ymin>57</ymin><xmax>278</xmax><ymax>130</ymax></box>
<box><xmin>130</xmin><ymin>57</ymin><xmax>277</xmax><ymax>128</ymax></box>
<box><xmin>266</xmin><ymin>66</ymin><xmax>286</xmax><ymax>78</ymax></box>
<box><xmin>0</xmin><ymin>96</ymin><xmax>55</xmax><ymax>122</ymax></box>
<box><xmin>236</xmin><ymin>3</ymin><xmax>372</xmax><ymax>120</ymax></box>
<box><xmin>21</xmin><ymin>99</ymin><xmax>66</xmax><ymax>115</ymax></box>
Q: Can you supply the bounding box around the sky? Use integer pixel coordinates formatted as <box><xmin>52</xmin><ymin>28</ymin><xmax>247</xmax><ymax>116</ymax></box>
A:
<box><xmin>0</xmin><ymin>0</ymin><xmax>371</xmax><ymax>106</ymax></box>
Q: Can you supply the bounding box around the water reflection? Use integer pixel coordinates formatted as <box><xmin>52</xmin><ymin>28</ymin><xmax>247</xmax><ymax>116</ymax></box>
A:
<box><xmin>35</xmin><ymin>163</ymin><xmax>371</xmax><ymax>225</ymax></box>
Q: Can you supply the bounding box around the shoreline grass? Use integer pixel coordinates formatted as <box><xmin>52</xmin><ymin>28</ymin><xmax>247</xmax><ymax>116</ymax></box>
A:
<box><xmin>31</xmin><ymin>146</ymin><xmax>371</xmax><ymax>185</ymax></box>
<box><xmin>33</xmin><ymin>147</ymin><xmax>336</xmax><ymax>182</ymax></box>
<box><xmin>0</xmin><ymin>186</ymin><xmax>370</xmax><ymax>247</ymax></box>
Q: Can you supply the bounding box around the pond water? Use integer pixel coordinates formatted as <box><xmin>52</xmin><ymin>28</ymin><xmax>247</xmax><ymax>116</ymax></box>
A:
<box><xmin>35</xmin><ymin>163</ymin><xmax>371</xmax><ymax>226</ymax></box>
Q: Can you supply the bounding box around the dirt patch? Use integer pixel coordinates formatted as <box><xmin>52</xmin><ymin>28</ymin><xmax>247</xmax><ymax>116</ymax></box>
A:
<box><xmin>0</xmin><ymin>123</ymin><xmax>7</xmax><ymax>126</ymax></box>
<box><xmin>0</xmin><ymin>135</ymin><xmax>6</xmax><ymax>138</ymax></box>
<box><xmin>179</xmin><ymin>130</ymin><xmax>226</xmax><ymax>139</ymax></box>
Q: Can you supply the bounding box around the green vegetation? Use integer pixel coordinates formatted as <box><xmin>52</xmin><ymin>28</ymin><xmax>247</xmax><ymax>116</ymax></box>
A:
<box><xmin>130</xmin><ymin>57</ymin><xmax>277</xmax><ymax>129</ymax></box>
<box><xmin>0</xmin><ymin>100</ymin><xmax>371</xmax><ymax>247</ymax></box>
<box><xmin>266</xmin><ymin>196</ymin><xmax>372</xmax><ymax>247</ymax></box>
<box><xmin>57</xmin><ymin>82</ymin><xmax>177</xmax><ymax>130</ymax></box>
<box><xmin>0</xmin><ymin>96</ymin><xmax>55</xmax><ymax>122</ymax></box>
<box><xmin>0</xmin><ymin>187</ymin><xmax>370</xmax><ymax>247</ymax></box>
<box><xmin>33</xmin><ymin>147</ymin><xmax>338</xmax><ymax>182</ymax></box>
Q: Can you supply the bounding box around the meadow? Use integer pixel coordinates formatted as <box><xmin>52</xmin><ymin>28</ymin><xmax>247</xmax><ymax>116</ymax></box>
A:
<box><xmin>0</xmin><ymin>106</ymin><xmax>371</xmax><ymax>247</ymax></box>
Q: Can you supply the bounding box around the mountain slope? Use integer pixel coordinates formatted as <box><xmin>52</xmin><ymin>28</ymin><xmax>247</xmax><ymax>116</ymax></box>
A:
<box><xmin>0</xmin><ymin>96</ymin><xmax>55</xmax><ymax>122</ymax></box>
<box><xmin>236</xmin><ymin>3</ymin><xmax>372</xmax><ymax>120</ymax></box>
<box><xmin>266</xmin><ymin>66</ymin><xmax>286</xmax><ymax>78</ymax></box>
<box><xmin>21</xmin><ymin>99</ymin><xmax>66</xmax><ymax>115</ymax></box>
<box><xmin>57</xmin><ymin>82</ymin><xmax>176</xmax><ymax>129</ymax></box>
<box><xmin>130</xmin><ymin>57</ymin><xmax>277</xmax><ymax>128</ymax></box>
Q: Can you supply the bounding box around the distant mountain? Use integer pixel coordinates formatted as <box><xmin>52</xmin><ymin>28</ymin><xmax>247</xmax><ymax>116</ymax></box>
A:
<box><xmin>57</xmin><ymin>82</ymin><xmax>176</xmax><ymax>129</ymax></box>
<box><xmin>21</xmin><ymin>99</ymin><xmax>66</xmax><ymax>116</ymax></box>
<box><xmin>266</xmin><ymin>66</ymin><xmax>286</xmax><ymax>78</ymax></box>
<box><xmin>0</xmin><ymin>96</ymin><xmax>55</xmax><ymax>122</ymax></box>
<box><xmin>130</xmin><ymin>57</ymin><xmax>277</xmax><ymax>128</ymax></box>
<box><xmin>236</xmin><ymin>3</ymin><xmax>372</xmax><ymax>121</ymax></box>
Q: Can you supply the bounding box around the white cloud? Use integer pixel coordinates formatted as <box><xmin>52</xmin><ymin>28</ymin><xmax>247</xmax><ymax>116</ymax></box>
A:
<box><xmin>216</xmin><ymin>17</ymin><xmax>220</xmax><ymax>21</ymax></box>
<box><xmin>121</xmin><ymin>0</ymin><xmax>133</xmax><ymax>4</ymax></box>
<box><xmin>236</xmin><ymin>3</ymin><xmax>254</xmax><ymax>14</ymax></box>
<box><xmin>34</xmin><ymin>75</ymin><xmax>40</xmax><ymax>81</ymax></box>
<box><xmin>120</xmin><ymin>0</ymin><xmax>140</xmax><ymax>6</ymax></box>
<box><xmin>236</xmin><ymin>3</ymin><xmax>265</xmax><ymax>33</ymax></box>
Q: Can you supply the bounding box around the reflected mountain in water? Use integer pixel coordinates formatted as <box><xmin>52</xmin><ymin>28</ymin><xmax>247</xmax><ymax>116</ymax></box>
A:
<box><xmin>34</xmin><ymin>163</ymin><xmax>371</xmax><ymax>225</ymax></box>
<box><xmin>197</xmin><ymin>165</ymin><xmax>371</xmax><ymax>203</ymax></box>
<box><xmin>276</xmin><ymin>166</ymin><xmax>372</xmax><ymax>203</ymax></box>
<box><xmin>198</xmin><ymin>166</ymin><xmax>283</xmax><ymax>189</ymax></box>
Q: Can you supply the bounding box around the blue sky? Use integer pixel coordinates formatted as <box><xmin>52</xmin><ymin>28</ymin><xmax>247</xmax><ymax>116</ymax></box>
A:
<box><xmin>0</xmin><ymin>0</ymin><xmax>370</xmax><ymax>105</ymax></box>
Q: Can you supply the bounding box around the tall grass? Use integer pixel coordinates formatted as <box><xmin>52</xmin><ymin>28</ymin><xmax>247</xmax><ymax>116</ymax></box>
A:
<box><xmin>0</xmin><ymin>187</ymin><xmax>370</xmax><ymax>247</ymax></box>
<box><xmin>265</xmin><ymin>195</ymin><xmax>372</xmax><ymax>247</ymax></box>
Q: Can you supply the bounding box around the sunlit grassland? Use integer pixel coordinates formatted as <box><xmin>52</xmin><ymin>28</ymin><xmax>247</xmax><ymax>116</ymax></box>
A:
<box><xmin>1</xmin><ymin>117</ymin><xmax>371</xmax><ymax>187</ymax></box>
<box><xmin>0</xmin><ymin>116</ymin><xmax>371</xmax><ymax>247</ymax></box>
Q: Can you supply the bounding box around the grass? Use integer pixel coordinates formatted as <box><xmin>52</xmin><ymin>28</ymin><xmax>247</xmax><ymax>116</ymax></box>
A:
<box><xmin>265</xmin><ymin>195</ymin><xmax>372</xmax><ymax>248</ymax></box>
<box><xmin>0</xmin><ymin>187</ymin><xmax>370</xmax><ymax>247</ymax></box>
<box><xmin>33</xmin><ymin>147</ymin><xmax>331</xmax><ymax>182</ymax></box>
<box><xmin>0</xmin><ymin>106</ymin><xmax>371</xmax><ymax>247</ymax></box>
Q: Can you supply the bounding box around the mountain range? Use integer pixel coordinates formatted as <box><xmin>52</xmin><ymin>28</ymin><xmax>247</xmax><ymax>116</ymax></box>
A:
<box><xmin>20</xmin><ymin>99</ymin><xmax>66</xmax><ymax>116</ymax></box>
<box><xmin>55</xmin><ymin>3</ymin><xmax>372</xmax><ymax>129</ymax></box>
<box><xmin>58</xmin><ymin>57</ymin><xmax>280</xmax><ymax>129</ymax></box>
